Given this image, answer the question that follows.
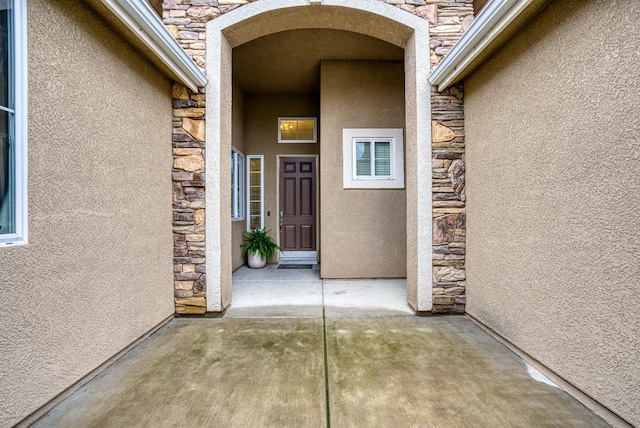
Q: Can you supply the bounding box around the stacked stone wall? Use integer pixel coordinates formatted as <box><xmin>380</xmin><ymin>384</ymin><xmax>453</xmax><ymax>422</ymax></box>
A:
<box><xmin>171</xmin><ymin>83</ymin><xmax>207</xmax><ymax>314</ymax></box>
<box><xmin>427</xmin><ymin>1</ymin><xmax>473</xmax><ymax>313</ymax></box>
<box><xmin>164</xmin><ymin>0</ymin><xmax>472</xmax><ymax>314</ymax></box>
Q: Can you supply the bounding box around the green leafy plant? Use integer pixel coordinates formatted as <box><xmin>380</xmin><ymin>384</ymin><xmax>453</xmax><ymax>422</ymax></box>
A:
<box><xmin>241</xmin><ymin>227</ymin><xmax>282</xmax><ymax>260</ymax></box>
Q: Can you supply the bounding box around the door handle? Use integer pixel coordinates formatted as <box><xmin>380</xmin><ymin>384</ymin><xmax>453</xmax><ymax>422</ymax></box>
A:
<box><xmin>279</xmin><ymin>211</ymin><xmax>283</xmax><ymax>232</ymax></box>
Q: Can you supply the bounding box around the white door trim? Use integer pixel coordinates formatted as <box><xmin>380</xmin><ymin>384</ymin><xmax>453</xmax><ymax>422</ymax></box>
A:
<box><xmin>276</xmin><ymin>155</ymin><xmax>319</xmax><ymax>264</ymax></box>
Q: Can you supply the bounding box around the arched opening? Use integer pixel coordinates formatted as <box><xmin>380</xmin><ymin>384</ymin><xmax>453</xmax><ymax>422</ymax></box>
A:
<box><xmin>205</xmin><ymin>0</ymin><xmax>432</xmax><ymax>313</ymax></box>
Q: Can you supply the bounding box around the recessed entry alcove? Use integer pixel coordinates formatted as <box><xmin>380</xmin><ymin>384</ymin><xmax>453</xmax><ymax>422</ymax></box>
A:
<box><xmin>205</xmin><ymin>0</ymin><xmax>433</xmax><ymax>313</ymax></box>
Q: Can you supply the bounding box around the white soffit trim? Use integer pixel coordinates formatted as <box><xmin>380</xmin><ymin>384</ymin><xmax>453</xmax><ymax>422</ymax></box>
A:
<box><xmin>429</xmin><ymin>0</ymin><xmax>538</xmax><ymax>91</ymax></box>
<box><xmin>99</xmin><ymin>0</ymin><xmax>207</xmax><ymax>91</ymax></box>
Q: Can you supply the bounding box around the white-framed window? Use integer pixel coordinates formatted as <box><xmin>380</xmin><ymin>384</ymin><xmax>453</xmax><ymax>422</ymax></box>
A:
<box><xmin>354</xmin><ymin>139</ymin><xmax>392</xmax><ymax>179</ymax></box>
<box><xmin>278</xmin><ymin>117</ymin><xmax>317</xmax><ymax>143</ymax></box>
<box><xmin>231</xmin><ymin>148</ymin><xmax>244</xmax><ymax>221</ymax></box>
<box><xmin>342</xmin><ymin>128</ymin><xmax>404</xmax><ymax>189</ymax></box>
<box><xmin>0</xmin><ymin>0</ymin><xmax>27</xmax><ymax>247</ymax></box>
<box><xmin>246</xmin><ymin>155</ymin><xmax>264</xmax><ymax>230</ymax></box>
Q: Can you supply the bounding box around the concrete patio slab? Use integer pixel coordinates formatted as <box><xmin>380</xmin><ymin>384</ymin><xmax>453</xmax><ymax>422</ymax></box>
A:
<box><xmin>226</xmin><ymin>279</ymin><xmax>323</xmax><ymax>318</ymax></box>
<box><xmin>32</xmin><ymin>273</ymin><xmax>609</xmax><ymax>427</ymax></box>
<box><xmin>33</xmin><ymin>316</ymin><xmax>609</xmax><ymax>428</ymax></box>
<box><xmin>323</xmin><ymin>279</ymin><xmax>414</xmax><ymax>318</ymax></box>
<box><xmin>227</xmin><ymin>266</ymin><xmax>412</xmax><ymax>319</ymax></box>
<box><xmin>34</xmin><ymin>319</ymin><xmax>326</xmax><ymax>428</ymax></box>
<box><xmin>325</xmin><ymin>317</ymin><xmax>609</xmax><ymax>427</ymax></box>
<box><xmin>231</xmin><ymin>264</ymin><xmax>321</xmax><ymax>281</ymax></box>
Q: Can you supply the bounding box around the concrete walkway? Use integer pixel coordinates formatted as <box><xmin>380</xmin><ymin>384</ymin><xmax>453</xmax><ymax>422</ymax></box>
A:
<box><xmin>34</xmin><ymin>267</ymin><xmax>609</xmax><ymax>427</ymax></box>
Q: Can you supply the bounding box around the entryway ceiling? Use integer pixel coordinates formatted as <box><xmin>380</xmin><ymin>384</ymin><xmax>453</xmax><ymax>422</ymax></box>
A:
<box><xmin>232</xmin><ymin>29</ymin><xmax>404</xmax><ymax>95</ymax></box>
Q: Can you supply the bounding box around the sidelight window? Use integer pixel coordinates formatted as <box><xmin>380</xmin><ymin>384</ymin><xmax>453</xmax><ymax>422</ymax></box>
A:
<box><xmin>231</xmin><ymin>148</ymin><xmax>244</xmax><ymax>221</ymax></box>
<box><xmin>246</xmin><ymin>155</ymin><xmax>263</xmax><ymax>230</ymax></box>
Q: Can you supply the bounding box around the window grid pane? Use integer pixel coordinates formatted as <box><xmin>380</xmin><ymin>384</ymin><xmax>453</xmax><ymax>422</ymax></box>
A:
<box><xmin>237</xmin><ymin>156</ymin><xmax>244</xmax><ymax>218</ymax></box>
<box><xmin>0</xmin><ymin>110</ymin><xmax>13</xmax><ymax>235</ymax></box>
<box><xmin>355</xmin><ymin>141</ymin><xmax>371</xmax><ymax>176</ymax></box>
<box><xmin>0</xmin><ymin>3</ymin><xmax>12</xmax><ymax>110</ymax></box>
<box><xmin>0</xmin><ymin>3</ymin><xmax>14</xmax><ymax>236</ymax></box>
<box><xmin>231</xmin><ymin>153</ymin><xmax>235</xmax><ymax>218</ymax></box>
<box><xmin>374</xmin><ymin>141</ymin><xmax>391</xmax><ymax>177</ymax></box>
<box><xmin>248</xmin><ymin>156</ymin><xmax>263</xmax><ymax>229</ymax></box>
<box><xmin>231</xmin><ymin>150</ymin><xmax>244</xmax><ymax>220</ymax></box>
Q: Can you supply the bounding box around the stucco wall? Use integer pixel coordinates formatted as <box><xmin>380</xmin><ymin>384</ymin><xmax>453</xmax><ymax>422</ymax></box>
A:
<box><xmin>464</xmin><ymin>0</ymin><xmax>639</xmax><ymax>425</ymax></box>
<box><xmin>0</xmin><ymin>1</ymin><xmax>174</xmax><ymax>425</ymax></box>
<box><xmin>243</xmin><ymin>94</ymin><xmax>320</xmax><ymax>263</ymax></box>
<box><xmin>320</xmin><ymin>60</ymin><xmax>406</xmax><ymax>278</ymax></box>
<box><xmin>231</xmin><ymin>82</ymin><xmax>246</xmax><ymax>271</ymax></box>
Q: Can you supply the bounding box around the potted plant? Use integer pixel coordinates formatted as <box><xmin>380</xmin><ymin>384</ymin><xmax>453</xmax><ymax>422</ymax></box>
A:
<box><xmin>242</xmin><ymin>227</ymin><xmax>282</xmax><ymax>269</ymax></box>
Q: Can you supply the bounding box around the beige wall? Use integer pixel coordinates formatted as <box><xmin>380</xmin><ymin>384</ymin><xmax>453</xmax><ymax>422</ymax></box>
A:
<box><xmin>243</xmin><ymin>94</ymin><xmax>320</xmax><ymax>263</ymax></box>
<box><xmin>320</xmin><ymin>60</ymin><xmax>406</xmax><ymax>278</ymax></box>
<box><xmin>231</xmin><ymin>82</ymin><xmax>246</xmax><ymax>271</ymax></box>
<box><xmin>0</xmin><ymin>1</ymin><xmax>174</xmax><ymax>426</ymax></box>
<box><xmin>464</xmin><ymin>0</ymin><xmax>639</xmax><ymax>425</ymax></box>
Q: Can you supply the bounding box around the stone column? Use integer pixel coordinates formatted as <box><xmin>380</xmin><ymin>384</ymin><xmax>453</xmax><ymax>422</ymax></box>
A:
<box><xmin>172</xmin><ymin>84</ymin><xmax>207</xmax><ymax>315</ymax></box>
<box><xmin>425</xmin><ymin>0</ymin><xmax>473</xmax><ymax>313</ymax></box>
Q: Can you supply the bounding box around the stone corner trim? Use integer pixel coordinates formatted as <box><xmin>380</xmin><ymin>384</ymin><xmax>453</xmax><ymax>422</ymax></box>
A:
<box><xmin>431</xmin><ymin>83</ymin><xmax>466</xmax><ymax>314</ymax></box>
<box><xmin>172</xmin><ymin>82</ymin><xmax>207</xmax><ymax>315</ymax></box>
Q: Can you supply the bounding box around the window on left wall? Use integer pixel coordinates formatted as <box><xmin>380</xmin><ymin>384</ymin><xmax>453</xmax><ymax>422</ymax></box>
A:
<box><xmin>0</xmin><ymin>0</ymin><xmax>27</xmax><ymax>247</ymax></box>
<box><xmin>231</xmin><ymin>148</ymin><xmax>244</xmax><ymax>221</ymax></box>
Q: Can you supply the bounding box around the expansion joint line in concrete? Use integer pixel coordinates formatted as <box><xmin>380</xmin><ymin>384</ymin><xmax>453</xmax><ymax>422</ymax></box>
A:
<box><xmin>321</xmin><ymin>280</ymin><xmax>332</xmax><ymax>428</ymax></box>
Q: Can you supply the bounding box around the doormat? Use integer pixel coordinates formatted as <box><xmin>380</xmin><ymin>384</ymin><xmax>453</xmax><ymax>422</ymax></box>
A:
<box><xmin>277</xmin><ymin>264</ymin><xmax>313</xmax><ymax>269</ymax></box>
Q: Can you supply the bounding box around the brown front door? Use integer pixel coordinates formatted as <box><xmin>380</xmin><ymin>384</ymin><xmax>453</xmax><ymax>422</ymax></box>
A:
<box><xmin>279</xmin><ymin>157</ymin><xmax>316</xmax><ymax>252</ymax></box>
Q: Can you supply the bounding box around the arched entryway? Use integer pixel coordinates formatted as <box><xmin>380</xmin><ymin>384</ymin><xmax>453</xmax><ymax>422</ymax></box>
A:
<box><xmin>205</xmin><ymin>0</ymin><xmax>432</xmax><ymax>313</ymax></box>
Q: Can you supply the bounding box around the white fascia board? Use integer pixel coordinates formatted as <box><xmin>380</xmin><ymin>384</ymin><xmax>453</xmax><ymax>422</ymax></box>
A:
<box><xmin>429</xmin><ymin>0</ymin><xmax>537</xmax><ymax>91</ymax></box>
<box><xmin>100</xmin><ymin>0</ymin><xmax>207</xmax><ymax>92</ymax></box>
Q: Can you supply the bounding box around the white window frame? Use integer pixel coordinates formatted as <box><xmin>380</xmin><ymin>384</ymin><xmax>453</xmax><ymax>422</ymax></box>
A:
<box><xmin>342</xmin><ymin>128</ymin><xmax>404</xmax><ymax>189</ymax></box>
<box><xmin>278</xmin><ymin>117</ymin><xmax>317</xmax><ymax>143</ymax></box>
<box><xmin>0</xmin><ymin>0</ymin><xmax>27</xmax><ymax>247</ymax></box>
<box><xmin>246</xmin><ymin>155</ymin><xmax>264</xmax><ymax>230</ymax></box>
<box><xmin>231</xmin><ymin>148</ymin><xmax>244</xmax><ymax>221</ymax></box>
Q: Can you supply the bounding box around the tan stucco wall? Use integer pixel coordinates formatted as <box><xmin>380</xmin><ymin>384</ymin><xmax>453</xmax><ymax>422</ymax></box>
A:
<box><xmin>464</xmin><ymin>0</ymin><xmax>639</xmax><ymax>425</ymax></box>
<box><xmin>231</xmin><ymin>82</ymin><xmax>246</xmax><ymax>271</ymax></box>
<box><xmin>243</xmin><ymin>94</ymin><xmax>320</xmax><ymax>263</ymax></box>
<box><xmin>320</xmin><ymin>60</ymin><xmax>406</xmax><ymax>278</ymax></box>
<box><xmin>0</xmin><ymin>1</ymin><xmax>174</xmax><ymax>425</ymax></box>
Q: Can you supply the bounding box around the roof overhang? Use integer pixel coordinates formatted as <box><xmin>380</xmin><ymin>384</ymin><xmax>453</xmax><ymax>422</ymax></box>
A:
<box><xmin>429</xmin><ymin>0</ymin><xmax>551</xmax><ymax>91</ymax></box>
<box><xmin>86</xmin><ymin>0</ymin><xmax>207</xmax><ymax>92</ymax></box>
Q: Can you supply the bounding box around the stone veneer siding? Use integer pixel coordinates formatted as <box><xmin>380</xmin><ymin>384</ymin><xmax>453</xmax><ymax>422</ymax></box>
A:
<box><xmin>171</xmin><ymin>84</ymin><xmax>208</xmax><ymax>314</ymax></box>
<box><xmin>165</xmin><ymin>0</ymin><xmax>472</xmax><ymax>315</ymax></box>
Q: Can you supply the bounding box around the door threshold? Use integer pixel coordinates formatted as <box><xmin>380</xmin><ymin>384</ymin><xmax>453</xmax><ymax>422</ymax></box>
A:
<box><xmin>278</xmin><ymin>259</ymin><xmax>317</xmax><ymax>265</ymax></box>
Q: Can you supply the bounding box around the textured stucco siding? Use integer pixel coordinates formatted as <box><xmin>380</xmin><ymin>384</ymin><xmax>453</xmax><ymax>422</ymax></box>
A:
<box><xmin>0</xmin><ymin>1</ymin><xmax>174</xmax><ymax>425</ymax></box>
<box><xmin>464</xmin><ymin>0</ymin><xmax>639</xmax><ymax>425</ymax></box>
<box><xmin>320</xmin><ymin>60</ymin><xmax>406</xmax><ymax>278</ymax></box>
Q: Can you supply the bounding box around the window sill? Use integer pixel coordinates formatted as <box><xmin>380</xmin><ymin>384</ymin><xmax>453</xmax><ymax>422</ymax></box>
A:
<box><xmin>0</xmin><ymin>237</ymin><xmax>28</xmax><ymax>248</ymax></box>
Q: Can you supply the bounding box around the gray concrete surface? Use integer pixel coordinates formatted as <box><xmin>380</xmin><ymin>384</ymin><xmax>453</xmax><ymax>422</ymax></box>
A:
<box><xmin>326</xmin><ymin>318</ymin><xmax>608</xmax><ymax>427</ymax></box>
<box><xmin>226</xmin><ymin>265</ymin><xmax>323</xmax><ymax>318</ymax></box>
<box><xmin>33</xmin><ymin>269</ymin><xmax>609</xmax><ymax>427</ymax></box>
<box><xmin>227</xmin><ymin>265</ymin><xmax>414</xmax><ymax>318</ymax></box>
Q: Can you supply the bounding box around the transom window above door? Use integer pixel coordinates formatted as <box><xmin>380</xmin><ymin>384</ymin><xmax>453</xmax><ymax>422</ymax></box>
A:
<box><xmin>278</xmin><ymin>117</ymin><xmax>317</xmax><ymax>143</ymax></box>
<box><xmin>342</xmin><ymin>128</ymin><xmax>404</xmax><ymax>189</ymax></box>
